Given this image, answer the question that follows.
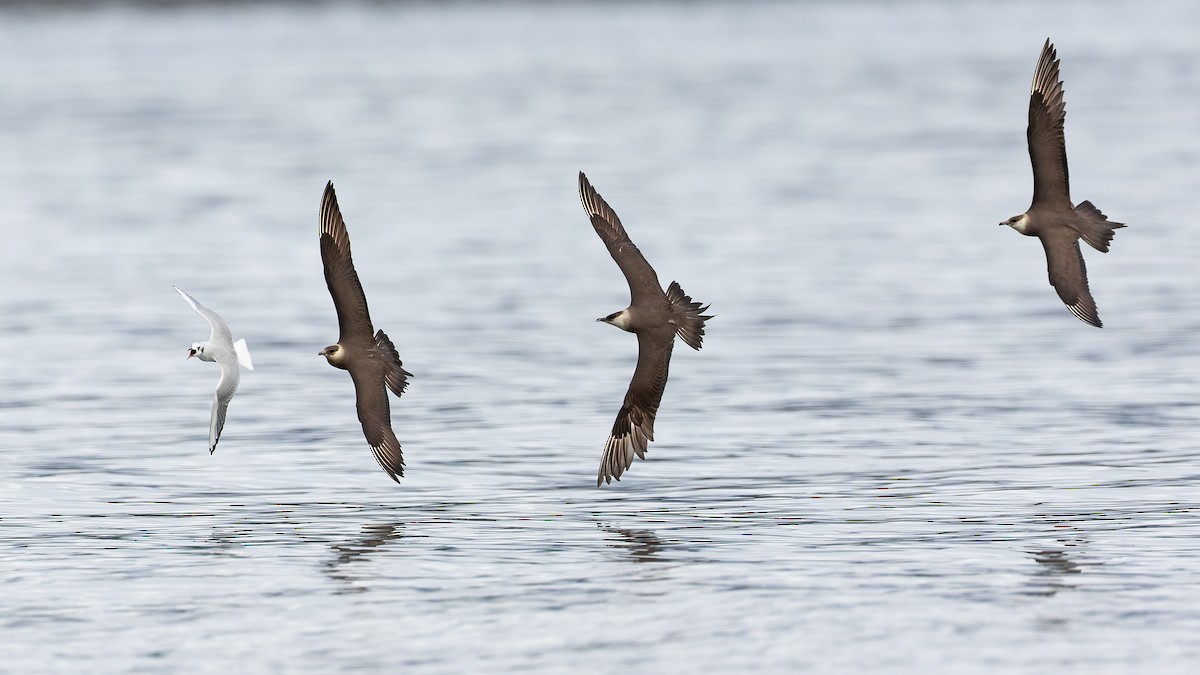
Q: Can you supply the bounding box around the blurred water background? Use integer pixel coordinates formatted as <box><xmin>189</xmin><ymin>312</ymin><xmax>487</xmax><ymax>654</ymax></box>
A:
<box><xmin>2</xmin><ymin>0</ymin><xmax>1200</xmax><ymax>671</ymax></box>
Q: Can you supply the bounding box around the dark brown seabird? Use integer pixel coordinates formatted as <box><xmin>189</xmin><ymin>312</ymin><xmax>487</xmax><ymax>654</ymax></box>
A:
<box><xmin>318</xmin><ymin>181</ymin><xmax>413</xmax><ymax>483</ymax></box>
<box><xmin>578</xmin><ymin>172</ymin><xmax>713</xmax><ymax>487</ymax></box>
<box><xmin>1001</xmin><ymin>39</ymin><xmax>1125</xmax><ymax>328</ymax></box>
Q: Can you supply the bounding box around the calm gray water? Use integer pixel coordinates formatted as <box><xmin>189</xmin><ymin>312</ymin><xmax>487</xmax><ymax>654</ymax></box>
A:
<box><xmin>2</xmin><ymin>0</ymin><xmax>1200</xmax><ymax>671</ymax></box>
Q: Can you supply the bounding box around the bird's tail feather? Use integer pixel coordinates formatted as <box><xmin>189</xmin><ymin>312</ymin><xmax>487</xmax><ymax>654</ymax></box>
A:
<box><xmin>234</xmin><ymin>339</ymin><xmax>254</xmax><ymax>371</ymax></box>
<box><xmin>374</xmin><ymin>330</ymin><xmax>413</xmax><ymax>397</ymax></box>
<box><xmin>665</xmin><ymin>281</ymin><xmax>713</xmax><ymax>351</ymax></box>
<box><xmin>1073</xmin><ymin>200</ymin><xmax>1125</xmax><ymax>253</ymax></box>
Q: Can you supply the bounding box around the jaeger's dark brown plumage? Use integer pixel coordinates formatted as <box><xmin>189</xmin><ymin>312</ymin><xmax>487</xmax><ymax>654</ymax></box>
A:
<box><xmin>319</xmin><ymin>181</ymin><xmax>412</xmax><ymax>482</ymax></box>
<box><xmin>1001</xmin><ymin>39</ymin><xmax>1126</xmax><ymax>328</ymax></box>
<box><xmin>579</xmin><ymin>172</ymin><xmax>712</xmax><ymax>487</ymax></box>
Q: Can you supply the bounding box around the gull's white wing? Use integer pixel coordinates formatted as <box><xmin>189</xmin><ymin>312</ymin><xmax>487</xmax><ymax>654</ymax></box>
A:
<box><xmin>208</xmin><ymin>357</ymin><xmax>241</xmax><ymax>454</ymax></box>
<box><xmin>174</xmin><ymin>286</ymin><xmax>234</xmax><ymax>347</ymax></box>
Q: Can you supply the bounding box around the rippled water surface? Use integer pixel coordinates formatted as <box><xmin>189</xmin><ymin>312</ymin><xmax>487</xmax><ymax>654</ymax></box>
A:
<box><xmin>3</xmin><ymin>1</ymin><xmax>1200</xmax><ymax>671</ymax></box>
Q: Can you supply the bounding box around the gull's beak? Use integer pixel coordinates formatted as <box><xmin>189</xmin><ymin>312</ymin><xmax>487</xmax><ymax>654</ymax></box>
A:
<box><xmin>187</xmin><ymin>349</ymin><xmax>196</xmax><ymax>359</ymax></box>
<box><xmin>998</xmin><ymin>222</ymin><xmax>1007</xmax><ymax>227</ymax></box>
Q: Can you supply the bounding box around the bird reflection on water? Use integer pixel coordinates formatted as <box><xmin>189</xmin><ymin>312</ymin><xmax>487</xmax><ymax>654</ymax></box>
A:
<box><xmin>1022</xmin><ymin>528</ymin><xmax>1089</xmax><ymax>599</ymax></box>
<box><xmin>1026</xmin><ymin>549</ymin><xmax>1083</xmax><ymax>596</ymax></box>
<box><xmin>598</xmin><ymin>524</ymin><xmax>668</xmax><ymax>564</ymax></box>
<box><xmin>324</xmin><ymin>522</ymin><xmax>405</xmax><ymax>593</ymax></box>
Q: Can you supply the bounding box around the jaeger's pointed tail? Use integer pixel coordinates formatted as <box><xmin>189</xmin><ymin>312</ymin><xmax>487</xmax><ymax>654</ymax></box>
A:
<box><xmin>374</xmin><ymin>329</ymin><xmax>413</xmax><ymax>397</ymax></box>
<box><xmin>1073</xmin><ymin>200</ymin><xmax>1125</xmax><ymax>253</ymax></box>
<box><xmin>665</xmin><ymin>281</ymin><xmax>713</xmax><ymax>351</ymax></box>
